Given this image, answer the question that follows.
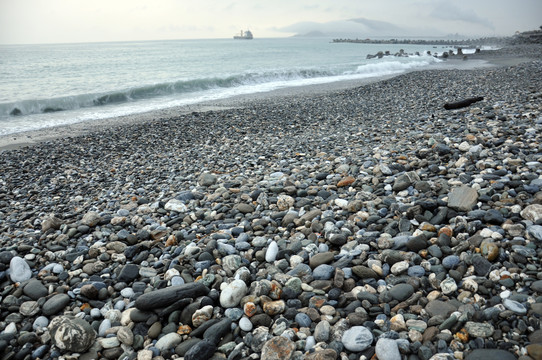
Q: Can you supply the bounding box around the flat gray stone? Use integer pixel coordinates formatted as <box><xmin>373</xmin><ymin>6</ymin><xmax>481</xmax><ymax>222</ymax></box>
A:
<box><xmin>23</xmin><ymin>279</ymin><xmax>48</xmax><ymax>300</ymax></box>
<box><xmin>342</xmin><ymin>326</ymin><xmax>373</xmax><ymax>352</ymax></box>
<box><xmin>447</xmin><ymin>185</ymin><xmax>478</xmax><ymax>212</ymax></box>
<box><xmin>393</xmin><ymin>171</ymin><xmax>420</xmax><ymax>191</ymax></box>
<box><xmin>465</xmin><ymin>349</ymin><xmax>517</xmax><ymax>360</ymax></box>
<box><xmin>42</xmin><ymin>293</ymin><xmax>70</xmax><ymax>316</ymax></box>
<box><xmin>425</xmin><ymin>300</ymin><xmax>457</xmax><ymax>318</ymax></box>
<box><xmin>527</xmin><ymin>225</ymin><xmax>542</xmax><ymax>242</ymax></box>
<box><xmin>375</xmin><ymin>338</ymin><xmax>401</xmax><ymax>360</ymax></box>
<box><xmin>465</xmin><ymin>321</ymin><xmax>494</xmax><ymax>338</ymax></box>
<box><xmin>198</xmin><ymin>173</ymin><xmax>217</xmax><ymax>187</ymax></box>
<box><xmin>388</xmin><ymin>283</ymin><xmax>414</xmax><ymax>302</ymax></box>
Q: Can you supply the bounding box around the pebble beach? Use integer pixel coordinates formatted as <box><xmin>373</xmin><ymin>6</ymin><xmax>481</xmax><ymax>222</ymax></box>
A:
<box><xmin>1</xmin><ymin>44</ymin><xmax>542</xmax><ymax>360</ymax></box>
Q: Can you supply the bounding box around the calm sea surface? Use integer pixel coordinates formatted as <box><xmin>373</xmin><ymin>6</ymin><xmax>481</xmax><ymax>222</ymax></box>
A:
<box><xmin>0</xmin><ymin>38</ymin><xmax>459</xmax><ymax>135</ymax></box>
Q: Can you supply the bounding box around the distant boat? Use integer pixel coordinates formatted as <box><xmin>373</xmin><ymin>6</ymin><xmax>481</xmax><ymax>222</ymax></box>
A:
<box><xmin>234</xmin><ymin>30</ymin><xmax>253</xmax><ymax>40</ymax></box>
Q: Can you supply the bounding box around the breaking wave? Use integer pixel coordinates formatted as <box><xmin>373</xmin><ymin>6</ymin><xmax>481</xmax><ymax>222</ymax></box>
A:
<box><xmin>1</xmin><ymin>55</ymin><xmax>439</xmax><ymax>118</ymax></box>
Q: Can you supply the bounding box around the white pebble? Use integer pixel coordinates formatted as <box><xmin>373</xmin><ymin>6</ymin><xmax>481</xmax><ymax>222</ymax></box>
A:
<box><xmin>239</xmin><ymin>317</ymin><xmax>253</xmax><ymax>331</ymax></box>
<box><xmin>265</xmin><ymin>241</ymin><xmax>278</xmax><ymax>262</ymax></box>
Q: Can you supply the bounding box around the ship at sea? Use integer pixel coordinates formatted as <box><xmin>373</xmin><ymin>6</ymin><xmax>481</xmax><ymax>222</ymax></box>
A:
<box><xmin>233</xmin><ymin>30</ymin><xmax>253</xmax><ymax>40</ymax></box>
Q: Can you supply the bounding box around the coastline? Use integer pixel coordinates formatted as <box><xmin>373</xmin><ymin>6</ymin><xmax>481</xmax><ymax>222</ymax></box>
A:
<box><xmin>1</xmin><ymin>44</ymin><xmax>538</xmax><ymax>153</ymax></box>
<box><xmin>0</xmin><ymin>43</ymin><xmax>541</xmax><ymax>359</ymax></box>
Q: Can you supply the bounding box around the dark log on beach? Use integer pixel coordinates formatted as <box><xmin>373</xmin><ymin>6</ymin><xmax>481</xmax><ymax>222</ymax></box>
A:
<box><xmin>443</xmin><ymin>96</ymin><xmax>484</xmax><ymax>110</ymax></box>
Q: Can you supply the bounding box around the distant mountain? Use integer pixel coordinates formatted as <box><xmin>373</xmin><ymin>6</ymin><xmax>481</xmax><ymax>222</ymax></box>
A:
<box><xmin>292</xmin><ymin>30</ymin><xmax>327</xmax><ymax>38</ymax></box>
<box><xmin>279</xmin><ymin>18</ymin><xmax>446</xmax><ymax>39</ymax></box>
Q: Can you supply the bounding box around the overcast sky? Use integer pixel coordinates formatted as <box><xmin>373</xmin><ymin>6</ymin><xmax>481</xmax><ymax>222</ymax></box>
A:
<box><xmin>0</xmin><ymin>0</ymin><xmax>540</xmax><ymax>44</ymax></box>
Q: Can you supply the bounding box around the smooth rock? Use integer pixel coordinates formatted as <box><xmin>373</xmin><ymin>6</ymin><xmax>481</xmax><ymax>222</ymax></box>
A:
<box><xmin>220</xmin><ymin>279</ymin><xmax>247</xmax><ymax>308</ymax></box>
<box><xmin>341</xmin><ymin>326</ymin><xmax>373</xmax><ymax>352</ymax></box>
<box><xmin>184</xmin><ymin>339</ymin><xmax>217</xmax><ymax>360</ymax></box>
<box><xmin>375</xmin><ymin>338</ymin><xmax>402</xmax><ymax>360</ymax></box>
<box><xmin>265</xmin><ymin>241</ymin><xmax>278</xmax><ymax>262</ymax></box>
<box><xmin>465</xmin><ymin>349</ymin><xmax>517</xmax><ymax>360</ymax></box>
<box><xmin>9</xmin><ymin>256</ymin><xmax>32</xmax><ymax>283</ymax></box>
<box><xmin>135</xmin><ymin>282</ymin><xmax>209</xmax><ymax>310</ymax></box>
<box><xmin>425</xmin><ymin>300</ymin><xmax>457</xmax><ymax>318</ymax></box>
<box><xmin>198</xmin><ymin>173</ymin><xmax>217</xmax><ymax>187</ymax></box>
<box><xmin>23</xmin><ymin>279</ymin><xmax>48</xmax><ymax>300</ymax></box>
<box><xmin>164</xmin><ymin>199</ymin><xmax>188</xmax><ymax>213</ymax></box>
<box><xmin>49</xmin><ymin>316</ymin><xmax>96</xmax><ymax>353</ymax></box>
<box><xmin>389</xmin><ymin>283</ymin><xmax>414</xmax><ymax>301</ymax></box>
<box><xmin>155</xmin><ymin>333</ymin><xmax>182</xmax><ymax>352</ymax></box>
<box><xmin>42</xmin><ymin>293</ymin><xmax>70</xmax><ymax>316</ymax></box>
<box><xmin>502</xmin><ymin>298</ymin><xmax>527</xmax><ymax>315</ymax></box>
<box><xmin>239</xmin><ymin>317</ymin><xmax>253</xmax><ymax>332</ymax></box>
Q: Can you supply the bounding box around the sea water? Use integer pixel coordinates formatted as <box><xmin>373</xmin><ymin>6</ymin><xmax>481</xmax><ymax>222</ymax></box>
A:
<box><xmin>0</xmin><ymin>37</ymin><xmax>461</xmax><ymax>135</ymax></box>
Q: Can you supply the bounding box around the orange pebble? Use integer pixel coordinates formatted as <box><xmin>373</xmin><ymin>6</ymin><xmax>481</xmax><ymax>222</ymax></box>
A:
<box><xmin>244</xmin><ymin>302</ymin><xmax>257</xmax><ymax>317</ymax></box>
<box><xmin>177</xmin><ymin>325</ymin><xmax>191</xmax><ymax>335</ymax></box>
<box><xmin>438</xmin><ymin>226</ymin><xmax>453</xmax><ymax>237</ymax></box>
<box><xmin>455</xmin><ymin>328</ymin><xmax>469</xmax><ymax>343</ymax></box>
<box><xmin>164</xmin><ymin>235</ymin><xmax>177</xmax><ymax>247</ymax></box>
<box><xmin>337</xmin><ymin>176</ymin><xmax>355</xmax><ymax>187</ymax></box>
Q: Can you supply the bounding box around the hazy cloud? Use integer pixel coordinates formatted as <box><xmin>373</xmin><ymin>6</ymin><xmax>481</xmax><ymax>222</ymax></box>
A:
<box><xmin>429</xmin><ymin>2</ymin><xmax>495</xmax><ymax>30</ymax></box>
<box><xmin>0</xmin><ymin>0</ymin><xmax>539</xmax><ymax>44</ymax></box>
<box><xmin>277</xmin><ymin>18</ymin><xmax>444</xmax><ymax>38</ymax></box>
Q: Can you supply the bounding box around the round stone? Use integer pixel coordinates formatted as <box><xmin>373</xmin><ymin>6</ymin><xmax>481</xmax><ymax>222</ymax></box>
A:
<box><xmin>239</xmin><ymin>317</ymin><xmax>253</xmax><ymax>332</ymax></box>
<box><xmin>531</xmin><ymin>280</ymin><xmax>542</xmax><ymax>293</ymax></box>
<box><xmin>407</xmin><ymin>265</ymin><xmax>425</xmax><ymax>277</ymax></box>
<box><xmin>33</xmin><ymin>316</ymin><xmax>49</xmax><ymax>330</ymax></box>
<box><xmin>480</xmin><ymin>240</ymin><xmax>500</xmax><ymax>261</ymax></box>
<box><xmin>314</xmin><ymin>320</ymin><xmax>331</xmax><ymax>342</ymax></box>
<box><xmin>220</xmin><ymin>279</ymin><xmax>247</xmax><ymax>308</ymax></box>
<box><xmin>9</xmin><ymin>256</ymin><xmax>32</xmax><ymax>283</ymax></box>
<box><xmin>295</xmin><ymin>313</ymin><xmax>312</xmax><ymax>328</ymax></box>
<box><xmin>465</xmin><ymin>349</ymin><xmax>517</xmax><ymax>360</ymax></box>
<box><xmin>389</xmin><ymin>283</ymin><xmax>414</xmax><ymax>302</ymax></box>
<box><xmin>99</xmin><ymin>319</ymin><xmax>112</xmax><ymax>337</ymax></box>
<box><xmin>49</xmin><ymin>316</ymin><xmax>96</xmax><ymax>353</ymax></box>
<box><xmin>312</xmin><ymin>264</ymin><xmax>335</xmax><ymax>280</ymax></box>
<box><xmin>441</xmin><ymin>255</ymin><xmax>460</xmax><ymax>269</ymax></box>
<box><xmin>342</xmin><ymin>326</ymin><xmax>373</xmax><ymax>352</ymax></box>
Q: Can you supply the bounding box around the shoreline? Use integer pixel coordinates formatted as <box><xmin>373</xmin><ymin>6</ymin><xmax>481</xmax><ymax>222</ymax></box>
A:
<box><xmin>0</xmin><ymin>43</ymin><xmax>541</xmax><ymax>359</ymax></box>
<box><xmin>1</xmin><ymin>44</ymin><xmax>537</xmax><ymax>153</ymax></box>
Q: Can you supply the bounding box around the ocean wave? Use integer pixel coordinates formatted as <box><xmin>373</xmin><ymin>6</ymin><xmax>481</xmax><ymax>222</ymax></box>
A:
<box><xmin>353</xmin><ymin>56</ymin><xmax>440</xmax><ymax>76</ymax></box>
<box><xmin>0</xmin><ymin>55</ymin><xmax>435</xmax><ymax>118</ymax></box>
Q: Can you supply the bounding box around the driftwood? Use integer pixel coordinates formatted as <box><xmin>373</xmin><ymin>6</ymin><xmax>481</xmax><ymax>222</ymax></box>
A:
<box><xmin>443</xmin><ymin>96</ymin><xmax>484</xmax><ymax>110</ymax></box>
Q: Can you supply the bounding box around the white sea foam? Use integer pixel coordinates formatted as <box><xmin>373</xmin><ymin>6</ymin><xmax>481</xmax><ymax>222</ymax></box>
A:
<box><xmin>0</xmin><ymin>39</ymin><xmax>458</xmax><ymax>135</ymax></box>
